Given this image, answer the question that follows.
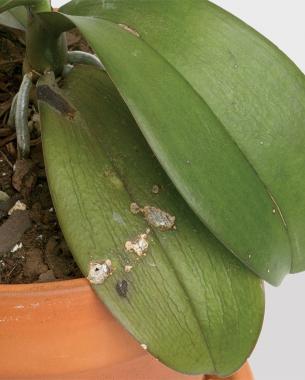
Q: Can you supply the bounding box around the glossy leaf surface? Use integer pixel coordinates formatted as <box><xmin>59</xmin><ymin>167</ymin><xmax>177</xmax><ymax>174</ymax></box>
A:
<box><xmin>45</xmin><ymin>10</ymin><xmax>292</xmax><ymax>286</ymax></box>
<box><xmin>0</xmin><ymin>0</ymin><xmax>39</xmax><ymax>13</ymax></box>
<box><xmin>0</xmin><ymin>7</ymin><xmax>27</xmax><ymax>30</ymax></box>
<box><xmin>58</xmin><ymin>0</ymin><xmax>305</xmax><ymax>279</ymax></box>
<box><xmin>38</xmin><ymin>65</ymin><xmax>264</xmax><ymax>376</ymax></box>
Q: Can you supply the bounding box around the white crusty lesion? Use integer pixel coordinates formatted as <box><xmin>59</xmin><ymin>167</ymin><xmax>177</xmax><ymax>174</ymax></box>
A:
<box><xmin>125</xmin><ymin>232</ymin><xmax>149</xmax><ymax>257</ymax></box>
<box><xmin>130</xmin><ymin>202</ymin><xmax>176</xmax><ymax>231</ymax></box>
<box><xmin>130</xmin><ymin>202</ymin><xmax>141</xmax><ymax>215</ymax></box>
<box><xmin>87</xmin><ymin>259</ymin><xmax>112</xmax><ymax>285</ymax></box>
<box><xmin>124</xmin><ymin>265</ymin><xmax>133</xmax><ymax>272</ymax></box>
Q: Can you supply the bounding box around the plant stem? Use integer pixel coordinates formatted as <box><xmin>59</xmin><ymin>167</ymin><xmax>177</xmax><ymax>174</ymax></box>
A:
<box><xmin>25</xmin><ymin>10</ymin><xmax>67</xmax><ymax>76</ymax></box>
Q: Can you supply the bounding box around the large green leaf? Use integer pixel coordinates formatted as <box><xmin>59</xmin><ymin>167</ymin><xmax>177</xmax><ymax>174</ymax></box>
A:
<box><xmin>0</xmin><ymin>7</ymin><xmax>27</xmax><ymax>30</ymax></box>
<box><xmin>56</xmin><ymin>0</ymin><xmax>305</xmax><ymax>280</ymax></box>
<box><xmin>0</xmin><ymin>0</ymin><xmax>38</xmax><ymax>13</ymax></box>
<box><xmin>42</xmin><ymin>8</ymin><xmax>292</xmax><ymax>286</ymax></box>
<box><xmin>38</xmin><ymin>65</ymin><xmax>264</xmax><ymax>376</ymax></box>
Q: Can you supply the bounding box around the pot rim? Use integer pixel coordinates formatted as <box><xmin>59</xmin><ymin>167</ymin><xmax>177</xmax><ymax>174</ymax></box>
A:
<box><xmin>0</xmin><ymin>278</ymin><xmax>253</xmax><ymax>380</ymax></box>
<box><xmin>0</xmin><ymin>277</ymin><xmax>88</xmax><ymax>294</ymax></box>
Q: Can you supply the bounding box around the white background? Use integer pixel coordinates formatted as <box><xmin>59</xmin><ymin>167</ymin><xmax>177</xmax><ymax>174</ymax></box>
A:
<box><xmin>52</xmin><ymin>1</ymin><xmax>305</xmax><ymax>379</ymax></box>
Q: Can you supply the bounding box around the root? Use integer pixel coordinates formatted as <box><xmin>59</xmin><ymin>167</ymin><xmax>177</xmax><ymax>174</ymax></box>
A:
<box><xmin>15</xmin><ymin>73</ymin><xmax>33</xmax><ymax>158</ymax></box>
<box><xmin>67</xmin><ymin>51</ymin><xmax>105</xmax><ymax>70</ymax></box>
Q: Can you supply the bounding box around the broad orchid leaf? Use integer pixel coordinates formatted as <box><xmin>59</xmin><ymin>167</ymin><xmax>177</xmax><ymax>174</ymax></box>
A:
<box><xmin>38</xmin><ymin>65</ymin><xmax>264</xmax><ymax>376</ymax></box>
<box><xmin>53</xmin><ymin>0</ymin><xmax>305</xmax><ymax>282</ymax></box>
<box><xmin>0</xmin><ymin>0</ymin><xmax>39</xmax><ymax>13</ymax></box>
<box><xmin>37</xmin><ymin>11</ymin><xmax>74</xmax><ymax>32</ymax></box>
<box><xmin>0</xmin><ymin>7</ymin><xmax>27</xmax><ymax>30</ymax></box>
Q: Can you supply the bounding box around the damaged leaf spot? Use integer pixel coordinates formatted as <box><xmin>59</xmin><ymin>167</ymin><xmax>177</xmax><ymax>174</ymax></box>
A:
<box><xmin>130</xmin><ymin>203</ymin><xmax>176</xmax><ymax>231</ymax></box>
<box><xmin>125</xmin><ymin>232</ymin><xmax>149</xmax><ymax>256</ymax></box>
<box><xmin>103</xmin><ymin>167</ymin><xmax>113</xmax><ymax>177</ymax></box>
<box><xmin>103</xmin><ymin>167</ymin><xmax>124</xmax><ymax>189</ymax></box>
<box><xmin>118</xmin><ymin>23</ymin><xmax>140</xmax><ymax>38</ymax></box>
<box><xmin>109</xmin><ymin>175</ymin><xmax>124</xmax><ymax>189</ymax></box>
<box><xmin>116</xmin><ymin>280</ymin><xmax>128</xmax><ymax>297</ymax></box>
<box><xmin>130</xmin><ymin>202</ymin><xmax>141</xmax><ymax>215</ymax></box>
<box><xmin>37</xmin><ymin>85</ymin><xmax>76</xmax><ymax>119</ymax></box>
<box><xmin>143</xmin><ymin>206</ymin><xmax>176</xmax><ymax>231</ymax></box>
<box><xmin>112</xmin><ymin>211</ymin><xmax>125</xmax><ymax>225</ymax></box>
<box><xmin>151</xmin><ymin>185</ymin><xmax>160</xmax><ymax>194</ymax></box>
<box><xmin>124</xmin><ymin>265</ymin><xmax>133</xmax><ymax>272</ymax></box>
<box><xmin>87</xmin><ymin>259</ymin><xmax>112</xmax><ymax>284</ymax></box>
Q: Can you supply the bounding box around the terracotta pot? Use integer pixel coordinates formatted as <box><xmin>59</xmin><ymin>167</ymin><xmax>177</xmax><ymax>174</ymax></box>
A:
<box><xmin>204</xmin><ymin>362</ymin><xmax>254</xmax><ymax>380</ymax></box>
<box><xmin>0</xmin><ymin>278</ymin><xmax>252</xmax><ymax>380</ymax></box>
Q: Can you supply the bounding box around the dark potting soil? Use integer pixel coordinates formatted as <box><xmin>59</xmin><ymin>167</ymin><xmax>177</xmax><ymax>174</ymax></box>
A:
<box><xmin>0</xmin><ymin>27</ymin><xmax>91</xmax><ymax>283</ymax></box>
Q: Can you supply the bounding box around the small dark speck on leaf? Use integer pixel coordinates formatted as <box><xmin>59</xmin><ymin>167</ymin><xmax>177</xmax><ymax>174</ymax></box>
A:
<box><xmin>116</xmin><ymin>280</ymin><xmax>128</xmax><ymax>297</ymax></box>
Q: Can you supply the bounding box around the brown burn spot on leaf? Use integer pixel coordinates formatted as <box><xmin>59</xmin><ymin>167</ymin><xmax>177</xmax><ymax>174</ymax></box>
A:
<box><xmin>37</xmin><ymin>85</ymin><xmax>76</xmax><ymax>119</ymax></box>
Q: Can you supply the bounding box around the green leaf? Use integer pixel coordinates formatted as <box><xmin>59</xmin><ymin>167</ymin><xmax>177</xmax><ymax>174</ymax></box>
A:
<box><xmin>0</xmin><ymin>0</ymin><xmax>50</xmax><ymax>13</ymax></box>
<box><xmin>45</xmin><ymin>6</ymin><xmax>294</xmax><ymax>285</ymax></box>
<box><xmin>0</xmin><ymin>7</ymin><xmax>27</xmax><ymax>30</ymax></box>
<box><xmin>57</xmin><ymin>0</ymin><xmax>305</xmax><ymax>280</ymax></box>
<box><xmin>37</xmin><ymin>11</ymin><xmax>74</xmax><ymax>33</ymax></box>
<box><xmin>38</xmin><ymin>65</ymin><xmax>264</xmax><ymax>376</ymax></box>
<box><xmin>0</xmin><ymin>0</ymin><xmax>35</xmax><ymax>13</ymax></box>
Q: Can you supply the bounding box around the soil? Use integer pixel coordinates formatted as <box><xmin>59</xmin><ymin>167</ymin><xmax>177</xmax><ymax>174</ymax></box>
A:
<box><xmin>0</xmin><ymin>26</ymin><xmax>89</xmax><ymax>283</ymax></box>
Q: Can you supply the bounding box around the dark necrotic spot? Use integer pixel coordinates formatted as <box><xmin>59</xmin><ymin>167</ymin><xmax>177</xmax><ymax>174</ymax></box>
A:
<box><xmin>116</xmin><ymin>280</ymin><xmax>128</xmax><ymax>297</ymax></box>
<box><xmin>37</xmin><ymin>85</ymin><xmax>76</xmax><ymax>119</ymax></box>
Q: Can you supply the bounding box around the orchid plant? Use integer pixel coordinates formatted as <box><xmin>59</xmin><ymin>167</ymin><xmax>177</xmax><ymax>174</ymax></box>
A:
<box><xmin>1</xmin><ymin>0</ymin><xmax>304</xmax><ymax>377</ymax></box>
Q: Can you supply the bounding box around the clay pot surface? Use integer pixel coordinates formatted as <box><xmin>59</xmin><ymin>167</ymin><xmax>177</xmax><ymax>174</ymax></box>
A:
<box><xmin>205</xmin><ymin>362</ymin><xmax>254</xmax><ymax>380</ymax></box>
<box><xmin>0</xmin><ymin>278</ymin><xmax>202</xmax><ymax>379</ymax></box>
<box><xmin>0</xmin><ymin>278</ymin><xmax>252</xmax><ymax>380</ymax></box>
